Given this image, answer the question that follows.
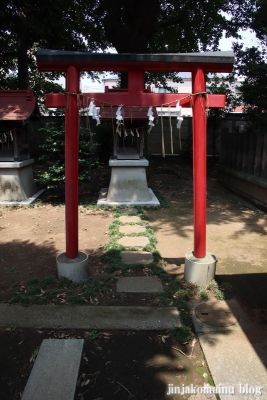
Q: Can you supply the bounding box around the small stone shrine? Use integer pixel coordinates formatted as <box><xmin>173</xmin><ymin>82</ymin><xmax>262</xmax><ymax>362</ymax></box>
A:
<box><xmin>98</xmin><ymin>103</ymin><xmax>160</xmax><ymax>206</ymax></box>
<box><xmin>0</xmin><ymin>88</ymin><xmax>42</xmax><ymax>203</ymax></box>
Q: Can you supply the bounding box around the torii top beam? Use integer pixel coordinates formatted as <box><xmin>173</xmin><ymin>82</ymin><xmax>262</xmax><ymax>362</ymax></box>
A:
<box><xmin>37</xmin><ymin>49</ymin><xmax>234</xmax><ymax>73</ymax></box>
<box><xmin>36</xmin><ymin>49</ymin><xmax>234</xmax><ymax>108</ymax></box>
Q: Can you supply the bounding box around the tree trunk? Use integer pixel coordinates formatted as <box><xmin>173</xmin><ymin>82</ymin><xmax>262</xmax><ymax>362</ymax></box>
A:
<box><xmin>17</xmin><ymin>11</ymin><xmax>29</xmax><ymax>90</ymax></box>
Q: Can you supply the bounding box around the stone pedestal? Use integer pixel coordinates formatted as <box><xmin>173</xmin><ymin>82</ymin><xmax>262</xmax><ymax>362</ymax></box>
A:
<box><xmin>184</xmin><ymin>251</ymin><xmax>217</xmax><ymax>287</ymax></box>
<box><xmin>97</xmin><ymin>158</ymin><xmax>159</xmax><ymax>206</ymax></box>
<box><xmin>56</xmin><ymin>251</ymin><xmax>89</xmax><ymax>283</ymax></box>
<box><xmin>0</xmin><ymin>159</ymin><xmax>43</xmax><ymax>204</ymax></box>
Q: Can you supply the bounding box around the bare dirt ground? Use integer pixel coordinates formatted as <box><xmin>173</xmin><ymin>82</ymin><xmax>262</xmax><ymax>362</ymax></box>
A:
<box><xmin>0</xmin><ymin>156</ymin><xmax>266</xmax><ymax>399</ymax></box>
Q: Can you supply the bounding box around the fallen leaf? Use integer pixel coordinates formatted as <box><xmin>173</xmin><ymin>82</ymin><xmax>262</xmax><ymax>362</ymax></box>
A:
<box><xmin>102</xmin><ymin>332</ymin><xmax>112</xmax><ymax>337</ymax></box>
<box><xmin>37</xmin><ymin>330</ymin><xmax>43</xmax><ymax>334</ymax></box>
<box><xmin>84</xmin><ymin>379</ymin><xmax>90</xmax><ymax>386</ymax></box>
<box><xmin>18</xmin><ymin>340</ymin><xmax>24</xmax><ymax>345</ymax></box>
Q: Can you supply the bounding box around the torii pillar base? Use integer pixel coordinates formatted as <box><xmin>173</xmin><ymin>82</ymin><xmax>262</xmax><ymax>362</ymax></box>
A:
<box><xmin>184</xmin><ymin>251</ymin><xmax>217</xmax><ymax>287</ymax></box>
<box><xmin>56</xmin><ymin>251</ymin><xmax>89</xmax><ymax>283</ymax></box>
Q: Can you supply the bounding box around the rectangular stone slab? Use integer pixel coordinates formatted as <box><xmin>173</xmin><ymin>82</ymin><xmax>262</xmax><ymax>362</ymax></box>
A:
<box><xmin>117</xmin><ymin>276</ymin><xmax>163</xmax><ymax>293</ymax></box>
<box><xmin>117</xmin><ymin>236</ymin><xmax>149</xmax><ymax>247</ymax></box>
<box><xmin>119</xmin><ymin>225</ymin><xmax>146</xmax><ymax>234</ymax></box>
<box><xmin>120</xmin><ymin>251</ymin><xmax>153</xmax><ymax>264</ymax></box>
<box><xmin>22</xmin><ymin>339</ymin><xmax>84</xmax><ymax>400</ymax></box>
<box><xmin>0</xmin><ymin>304</ymin><xmax>181</xmax><ymax>330</ymax></box>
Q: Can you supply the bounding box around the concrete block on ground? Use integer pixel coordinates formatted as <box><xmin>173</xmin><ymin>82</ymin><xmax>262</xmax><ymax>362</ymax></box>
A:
<box><xmin>121</xmin><ymin>251</ymin><xmax>153</xmax><ymax>265</ymax></box>
<box><xmin>117</xmin><ymin>236</ymin><xmax>149</xmax><ymax>248</ymax></box>
<box><xmin>189</xmin><ymin>299</ymin><xmax>267</xmax><ymax>399</ymax></box>
<box><xmin>22</xmin><ymin>339</ymin><xmax>84</xmax><ymax>400</ymax></box>
<box><xmin>118</xmin><ymin>215</ymin><xmax>142</xmax><ymax>223</ymax></box>
<box><xmin>119</xmin><ymin>225</ymin><xmax>146</xmax><ymax>234</ymax></box>
<box><xmin>119</xmin><ymin>207</ymin><xmax>138</xmax><ymax>215</ymax></box>
<box><xmin>117</xmin><ymin>276</ymin><xmax>163</xmax><ymax>293</ymax></box>
<box><xmin>0</xmin><ymin>304</ymin><xmax>181</xmax><ymax>330</ymax></box>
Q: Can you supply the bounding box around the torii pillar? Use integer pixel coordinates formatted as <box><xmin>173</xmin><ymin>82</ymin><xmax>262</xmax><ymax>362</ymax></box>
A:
<box><xmin>36</xmin><ymin>49</ymin><xmax>234</xmax><ymax>286</ymax></box>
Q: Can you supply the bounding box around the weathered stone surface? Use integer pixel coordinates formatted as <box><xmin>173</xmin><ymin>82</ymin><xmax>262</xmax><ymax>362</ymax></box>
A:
<box><xmin>119</xmin><ymin>207</ymin><xmax>138</xmax><ymax>215</ymax></box>
<box><xmin>0</xmin><ymin>304</ymin><xmax>181</xmax><ymax>329</ymax></box>
<box><xmin>119</xmin><ymin>225</ymin><xmax>146</xmax><ymax>235</ymax></box>
<box><xmin>117</xmin><ymin>276</ymin><xmax>163</xmax><ymax>293</ymax></box>
<box><xmin>118</xmin><ymin>215</ymin><xmax>142</xmax><ymax>223</ymax></box>
<box><xmin>117</xmin><ymin>236</ymin><xmax>149</xmax><ymax>247</ymax></box>
<box><xmin>120</xmin><ymin>251</ymin><xmax>153</xmax><ymax>265</ymax></box>
<box><xmin>190</xmin><ymin>299</ymin><xmax>267</xmax><ymax>399</ymax></box>
<box><xmin>21</xmin><ymin>339</ymin><xmax>84</xmax><ymax>400</ymax></box>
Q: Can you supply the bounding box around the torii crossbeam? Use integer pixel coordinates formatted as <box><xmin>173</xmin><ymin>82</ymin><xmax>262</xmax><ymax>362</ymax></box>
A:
<box><xmin>37</xmin><ymin>50</ymin><xmax>234</xmax><ymax>284</ymax></box>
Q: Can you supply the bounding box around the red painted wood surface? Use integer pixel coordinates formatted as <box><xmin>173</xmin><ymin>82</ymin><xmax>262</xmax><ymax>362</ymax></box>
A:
<box><xmin>46</xmin><ymin>92</ymin><xmax>226</xmax><ymax>109</ymax></box>
<box><xmin>65</xmin><ymin>66</ymin><xmax>80</xmax><ymax>259</ymax></box>
<box><xmin>37</xmin><ymin>51</ymin><xmax>234</xmax><ymax>261</ymax></box>
<box><xmin>192</xmin><ymin>68</ymin><xmax>206</xmax><ymax>258</ymax></box>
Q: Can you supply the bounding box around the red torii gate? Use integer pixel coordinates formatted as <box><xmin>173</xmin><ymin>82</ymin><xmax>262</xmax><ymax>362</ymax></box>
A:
<box><xmin>37</xmin><ymin>49</ymin><xmax>234</xmax><ymax>266</ymax></box>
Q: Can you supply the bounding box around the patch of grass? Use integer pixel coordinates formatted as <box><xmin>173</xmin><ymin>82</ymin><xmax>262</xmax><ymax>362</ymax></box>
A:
<box><xmin>198</xmin><ymin>288</ymin><xmax>209</xmax><ymax>301</ymax></box>
<box><xmin>207</xmin><ymin>279</ymin><xmax>227</xmax><ymax>300</ymax></box>
<box><xmin>213</xmin><ymin>288</ymin><xmax>225</xmax><ymax>300</ymax></box>
<box><xmin>67</xmin><ymin>294</ymin><xmax>86</xmax><ymax>304</ymax></box>
<box><xmin>89</xmin><ymin>330</ymin><xmax>99</xmax><ymax>340</ymax></box>
<box><xmin>170</xmin><ymin>326</ymin><xmax>193</xmax><ymax>343</ymax></box>
<box><xmin>10</xmin><ymin>275</ymin><xmax>114</xmax><ymax>306</ymax></box>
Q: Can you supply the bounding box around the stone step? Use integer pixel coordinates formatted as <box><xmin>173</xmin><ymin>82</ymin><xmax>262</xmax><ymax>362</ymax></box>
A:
<box><xmin>117</xmin><ymin>236</ymin><xmax>149</xmax><ymax>248</ymax></box>
<box><xmin>120</xmin><ymin>250</ymin><xmax>153</xmax><ymax>265</ymax></box>
<box><xmin>117</xmin><ymin>276</ymin><xmax>163</xmax><ymax>293</ymax></box>
<box><xmin>118</xmin><ymin>215</ymin><xmax>142</xmax><ymax>224</ymax></box>
<box><xmin>0</xmin><ymin>304</ymin><xmax>181</xmax><ymax>330</ymax></box>
<box><xmin>119</xmin><ymin>207</ymin><xmax>138</xmax><ymax>215</ymax></box>
<box><xmin>119</xmin><ymin>225</ymin><xmax>146</xmax><ymax>234</ymax></box>
<box><xmin>22</xmin><ymin>339</ymin><xmax>84</xmax><ymax>400</ymax></box>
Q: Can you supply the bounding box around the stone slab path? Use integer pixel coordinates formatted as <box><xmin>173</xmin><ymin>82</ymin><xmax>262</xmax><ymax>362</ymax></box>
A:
<box><xmin>0</xmin><ymin>304</ymin><xmax>181</xmax><ymax>330</ymax></box>
<box><xmin>117</xmin><ymin>236</ymin><xmax>149</xmax><ymax>247</ymax></box>
<box><xmin>21</xmin><ymin>339</ymin><xmax>84</xmax><ymax>400</ymax></box>
<box><xmin>120</xmin><ymin>250</ymin><xmax>153</xmax><ymax>264</ymax></box>
<box><xmin>119</xmin><ymin>225</ymin><xmax>146</xmax><ymax>234</ymax></box>
<box><xmin>117</xmin><ymin>276</ymin><xmax>163</xmax><ymax>293</ymax></box>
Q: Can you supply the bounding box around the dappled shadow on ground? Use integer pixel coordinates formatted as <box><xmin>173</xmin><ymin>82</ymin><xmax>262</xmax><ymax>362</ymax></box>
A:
<box><xmin>147</xmin><ymin>156</ymin><xmax>267</xmax><ymax>240</ymax></box>
<box><xmin>0</xmin><ymin>328</ymin><xmax>211</xmax><ymax>400</ymax></box>
<box><xmin>76</xmin><ymin>331</ymin><xmax>209</xmax><ymax>400</ymax></box>
<box><xmin>0</xmin><ymin>240</ymin><xmax>58</xmax><ymax>300</ymax></box>
<box><xmin>217</xmin><ymin>273</ymin><xmax>267</xmax><ymax>320</ymax></box>
<box><xmin>0</xmin><ymin>240</ymin><xmax>106</xmax><ymax>301</ymax></box>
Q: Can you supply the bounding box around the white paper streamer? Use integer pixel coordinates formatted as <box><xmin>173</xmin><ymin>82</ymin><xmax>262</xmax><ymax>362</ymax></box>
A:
<box><xmin>147</xmin><ymin>106</ymin><xmax>155</xmax><ymax>133</ymax></box>
<box><xmin>88</xmin><ymin>100</ymin><xmax>101</xmax><ymax>125</ymax></box>
<box><xmin>176</xmin><ymin>101</ymin><xmax>183</xmax><ymax>129</ymax></box>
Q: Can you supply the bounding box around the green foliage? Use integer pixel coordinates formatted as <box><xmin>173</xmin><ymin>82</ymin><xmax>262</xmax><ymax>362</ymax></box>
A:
<box><xmin>170</xmin><ymin>326</ymin><xmax>193</xmax><ymax>343</ymax></box>
<box><xmin>207</xmin><ymin>279</ymin><xmax>226</xmax><ymax>300</ymax></box>
<box><xmin>10</xmin><ymin>275</ymin><xmax>113</xmax><ymax>305</ymax></box>
<box><xmin>233</xmin><ymin>43</ymin><xmax>267</xmax><ymax>130</ymax></box>
<box><xmin>89</xmin><ymin>330</ymin><xmax>99</xmax><ymax>340</ymax></box>
<box><xmin>1</xmin><ymin>0</ymin><xmax>255</xmax><ymax>102</ymax></box>
<box><xmin>36</xmin><ymin>123</ymin><xmax>100</xmax><ymax>188</ymax></box>
<box><xmin>198</xmin><ymin>288</ymin><xmax>210</xmax><ymax>301</ymax></box>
